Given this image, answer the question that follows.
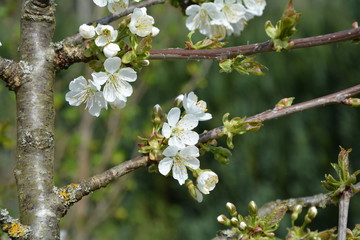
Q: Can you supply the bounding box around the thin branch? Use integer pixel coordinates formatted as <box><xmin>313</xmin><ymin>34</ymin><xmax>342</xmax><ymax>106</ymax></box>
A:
<box><xmin>149</xmin><ymin>27</ymin><xmax>360</xmax><ymax>60</ymax></box>
<box><xmin>199</xmin><ymin>84</ymin><xmax>360</xmax><ymax>143</ymax></box>
<box><xmin>258</xmin><ymin>182</ymin><xmax>360</xmax><ymax>218</ymax></box>
<box><xmin>338</xmin><ymin>188</ymin><xmax>352</xmax><ymax>240</ymax></box>
<box><xmin>0</xmin><ymin>57</ymin><xmax>28</xmax><ymax>90</ymax></box>
<box><xmin>55</xmin><ymin>27</ymin><xmax>360</xmax><ymax>71</ymax></box>
<box><xmin>89</xmin><ymin>0</ymin><xmax>165</xmax><ymax>25</ymax></box>
<box><xmin>0</xmin><ymin>208</ymin><xmax>31</xmax><ymax>239</ymax></box>
<box><xmin>58</xmin><ymin>84</ymin><xmax>360</xmax><ymax>211</ymax></box>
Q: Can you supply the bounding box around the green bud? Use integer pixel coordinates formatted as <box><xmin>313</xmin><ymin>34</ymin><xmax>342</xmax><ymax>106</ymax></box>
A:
<box><xmin>210</xmin><ymin>146</ymin><xmax>232</xmax><ymax>164</ymax></box>
<box><xmin>152</xmin><ymin>104</ymin><xmax>164</xmax><ymax>129</ymax></box>
<box><xmin>308</xmin><ymin>206</ymin><xmax>318</xmax><ymax>220</ymax></box>
<box><xmin>239</xmin><ymin>221</ymin><xmax>247</xmax><ymax>231</ymax></box>
<box><xmin>275</xmin><ymin>97</ymin><xmax>295</xmax><ymax>108</ymax></box>
<box><xmin>230</xmin><ymin>217</ymin><xmax>239</xmax><ymax>227</ymax></box>
<box><xmin>249</xmin><ymin>201</ymin><xmax>258</xmax><ymax>216</ymax></box>
<box><xmin>226</xmin><ymin>202</ymin><xmax>238</xmax><ymax>217</ymax></box>
<box><xmin>217</xmin><ymin>214</ymin><xmax>231</xmax><ymax>226</ymax></box>
<box><xmin>343</xmin><ymin>98</ymin><xmax>360</xmax><ymax>107</ymax></box>
<box><xmin>291</xmin><ymin>204</ymin><xmax>302</xmax><ymax>223</ymax></box>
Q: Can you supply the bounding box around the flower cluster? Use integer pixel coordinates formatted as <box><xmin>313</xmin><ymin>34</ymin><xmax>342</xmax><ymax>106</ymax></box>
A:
<box><xmin>155</xmin><ymin>92</ymin><xmax>219</xmax><ymax>202</ymax></box>
<box><xmin>186</xmin><ymin>0</ymin><xmax>266</xmax><ymax>40</ymax></box>
<box><xmin>67</xmin><ymin>4</ymin><xmax>159</xmax><ymax>116</ymax></box>
<box><xmin>66</xmin><ymin>57</ymin><xmax>136</xmax><ymax>116</ymax></box>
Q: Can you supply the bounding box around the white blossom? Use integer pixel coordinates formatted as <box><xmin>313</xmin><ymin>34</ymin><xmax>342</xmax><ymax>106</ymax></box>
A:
<box><xmin>108</xmin><ymin>0</ymin><xmax>129</xmax><ymax>14</ymax></box>
<box><xmin>196</xmin><ymin>170</ymin><xmax>219</xmax><ymax>194</ymax></box>
<box><xmin>243</xmin><ymin>0</ymin><xmax>266</xmax><ymax>20</ymax></box>
<box><xmin>0</xmin><ymin>42</ymin><xmax>2</xmax><ymax>47</ymax></box>
<box><xmin>185</xmin><ymin>3</ymin><xmax>226</xmax><ymax>37</ymax></box>
<box><xmin>65</xmin><ymin>76</ymin><xmax>107</xmax><ymax>117</ymax></box>
<box><xmin>92</xmin><ymin>57</ymin><xmax>137</xmax><ymax>104</ymax></box>
<box><xmin>162</xmin><ymin>107</ymin><xmax>199</xmax><ymax>148</ymax></box>
<box><xmin>159</xmin><ymin>145</ymin><xmax>200</xmax><ymax>185</ymax></box>
<box><xmin>215</xmin><ymin>0</ymin><xmax>246</xmax><ymax>24</ymax></box>
<box><xmin>129</xmin><ymin>8</ymin><xmax>160</xmax><ymax>37</ymax></box>
<box><xmin>183</xmin><ymin>92</ymin><xmax>212</xmax><ymax>121</ymax></box>
<box><xmin>95</xmin><ymin>24</ymin><xmax>118</xmax><ymax>47</ymax></box>
<box><xmin>79</xmin><ymin>24</ymin><xmax>96</xmax><ymax>39</ymax></box>
<box><xmin>103</xmin><ymin>43</ymin><xmax>120</xmax><ymax>57</ymax></box>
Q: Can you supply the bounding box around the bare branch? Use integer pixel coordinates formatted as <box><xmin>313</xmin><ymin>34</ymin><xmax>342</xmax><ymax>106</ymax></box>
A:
<box><xmin>89</xmin><ymin>0</ymin><xmax>166</xmax><ymax>25</ymax></box>
<box><xmin>57</xmin><ymin>156</ymin><xmax>148</xmax><ymax>216</ymax></box>
<box><xmin>338</xmin><ymin>187</ymin><xmax>352</xmax><ymax>240</ymax></box>
<box><xmin>258</xmin><ymin>182</ymin><xmax>360</xmax><ymax>218</ymax></box>
<box><xmin>0</xmin><ymin>208</ymin><xmax>32</xmax><ymax>239</ymax></box>
<box><xmin>149</xmin><ymin>27</ymin><xmax>360</xmax><ymax>60</ymax></box>
<box><xmin>199</xmin><ymin>84</ymin><xmax>360</xmax><ymax>143</ymax></box>
<box><xmin>0</xmin><ymin>57</ymin><xmax>27</xmax><ymax>91</ymax></box>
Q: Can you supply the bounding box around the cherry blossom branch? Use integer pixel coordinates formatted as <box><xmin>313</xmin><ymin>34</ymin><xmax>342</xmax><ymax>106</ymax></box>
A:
<box><xmin>90</xmin><ymin>0</ymin><xmax>165</xmax><ymax>25</ymax></box>
<box><xmin>58</xmin><ymin>84</ymin><xmax>360</xmax><ymax>211</ymax></box>
<box><xmin>55</xmin><ymin>27</ymin><xmax>360</xmax><ymax>71</ymax></box>
<box><xmin>258</xmin><ymin>182</ymin><xmax>360</xmax><ymax>218</ymax></box>
<box><xmin>199</xmin><ymin>84</ymin><xmax>360</xmax><ymax>143</ymax></box>
<box><xmin>0</xmin><ymin>57</ymin><xmax>28</xmax><ymax>90</ymax></box>
<box><xmin>149</xmin><ymin>27</ymin><xmax>360</xmax><ymax>60</ymax></box>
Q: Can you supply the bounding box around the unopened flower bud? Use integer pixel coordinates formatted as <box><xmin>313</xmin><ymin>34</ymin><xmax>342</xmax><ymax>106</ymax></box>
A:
<box><xmin>308</xmin><ymin>206</ymin><xmax>317</xmax><ymax>220</ymax></box>
<box><xmin>79</xmin><ymin>24</ymin><xmax>96</xmax><ymax>39</ymax></box>
<box><xmin>239</xmin><ymin>221</ymin><xmax>247</xmax><ymax>230</ymax></box>
<box><xmin>217</xmin><ymin>214</ymin><xmax>230</xmax><ymax>226</ymax></box>
<box><xmin>226</xmin><ymin>202</ymin><xmax>238</xmax><ymax>217</ymax></box>
<box><xmin>140</xmin><ymin>60</ymin><xmax>150</xmax><ymax>66</ymax></box>
<box><xmin>174</xmin><ymin>94</ymin><xmax>184</xmax><ymax>108</ymax></box>
<box><xmin>230</xmin><ymin>217</ymin><xmax>239</xmax><ymax>227</ymax></box>
<box><xmin>291</xmin><ymin>204</ymin><xmax>303</xmax><ymax>223</ymax></box>
<box><xmin>248</xmin><ymin>201</ymin><xmax>258</xmax><ymax>216</ymax></box>
<box><xmin>186</xmin><ymin>180</ymin><xmax>203</xmax><ymax>203</ymax></box>
<box><xmin>152</xmin><ymin>104</ymin><xmax>164</xmax><ymax>129</ymax></box>
<box><xmin>103</xmin><ymin>43</ymin><xmax>120</xmax><ymax>57</ymax></box>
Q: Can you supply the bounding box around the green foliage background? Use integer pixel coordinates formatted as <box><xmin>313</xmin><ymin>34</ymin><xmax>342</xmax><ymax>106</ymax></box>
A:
<box><xmin>0</xmin><ymin>0</ymin><xmax>359</xmax><ymax>239</ymax></box>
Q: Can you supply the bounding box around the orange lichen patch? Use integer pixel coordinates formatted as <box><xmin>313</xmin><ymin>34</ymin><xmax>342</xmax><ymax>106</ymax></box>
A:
<box><xmin>57</xmin><ymin>183</ymin><xmax>81</xmax><ymax>202</ymax></box>
<box><xmin>59</xmin><ymin>189</ymin><xmax>70</xmax><ymax>202</ymax></box>
<box><xmin>7</xmin><ymin>222</ymin><xmax>29</xmax><ymax>237</ymax></box>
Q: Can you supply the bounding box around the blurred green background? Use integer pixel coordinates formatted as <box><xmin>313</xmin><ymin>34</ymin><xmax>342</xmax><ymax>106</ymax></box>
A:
<box><xmin>0</xmin><ymin>0</ymin><xmax>359</xmax><ymax>239</ymax></box>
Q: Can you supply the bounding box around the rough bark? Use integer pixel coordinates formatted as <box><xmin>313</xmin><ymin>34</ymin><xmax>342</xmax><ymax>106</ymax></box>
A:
<box><xmin>15</xmin><ymin>0</ymin><xmax>62</xmax><ymax>239</ymax></box>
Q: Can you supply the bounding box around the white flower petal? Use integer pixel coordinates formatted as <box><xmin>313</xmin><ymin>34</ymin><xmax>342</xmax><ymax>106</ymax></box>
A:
<box><xmin>178</xmin><ymin>131</ymin><xmax>199</xmax><ymax>146</ymax></box>
<box><xmin>104</xmin><ymin>57</ymin><xmax>121</xmax><ymax>74</ymax></box>
<box><xmin>118</xmin><ymin>67</ymin><xmax>137</xmax><ymax>82</ymax></box>
<box><xmin>93</xmin><ymin>0</ymin><xmax>107</xmax><ymax>7</ymax></box>
<box><xmin>158</xmin><ymin>157</ymin><xmax>173</xmax><ymax>176</ymax></box>
<box><xmin>92</xmin><ymin>72</ymin><xmax>108</xmax><ymax>86</ymax></box>
<box><xmin>172</xmin><ymin>163</ymin><xmax>188</xmax><ymax>185</ymax></box>
<box><xmin>162</xmin><ymin>123</ymin><xmax>172</xmax><ymax>138</ymax></box>
<box><xmin>180</xmin><ymin>145</ymin><xmax>199</xmax><ymax>157</ymax></box>
<box><xmin>162</xmin><ymin>145</ymin><xmax>179</xmax><ymax>157</ymax></box>
<box><xmin>169</xmin><ymin>137</ymin><xmax>186</xmax><ymax>149</ymax></box>
<box><xmin>167</xmin><ymin>108</ymin><xmax>181</xmax><ymax>127</ymax></box>
<box><xmin>79</xmin><ymin>24</ymin><xmax>96</xmax><ymax>39</ymax></box>
<box><xmin>103</xmin><ymin>82</ymin><xmax>117</xmax><ymax>102</ymax></box>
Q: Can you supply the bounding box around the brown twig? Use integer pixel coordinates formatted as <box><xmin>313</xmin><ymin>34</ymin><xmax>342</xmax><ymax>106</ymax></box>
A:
<box><xmin>59</xmin><ymin>84</ymin><xmax>360</xmax><ymax>209</ymax></box>
<box><xmin>149</xmin><ymin>27</ymin><xmax>360</xmax><ymax>60</ymax></box>
<box><xmin>55</xmin><ymin>27</ymin><xmax>360</xmax><ymax>71</ymax></box>
<box><xmin>259</xmin><ymin>183</ymin><xmax>360</xmax><ymax>218</ymax></box>
<box><xmin>199</xmin><ymin>84</ymin><xmax>360</xmax><ymax>143</ymax></box>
